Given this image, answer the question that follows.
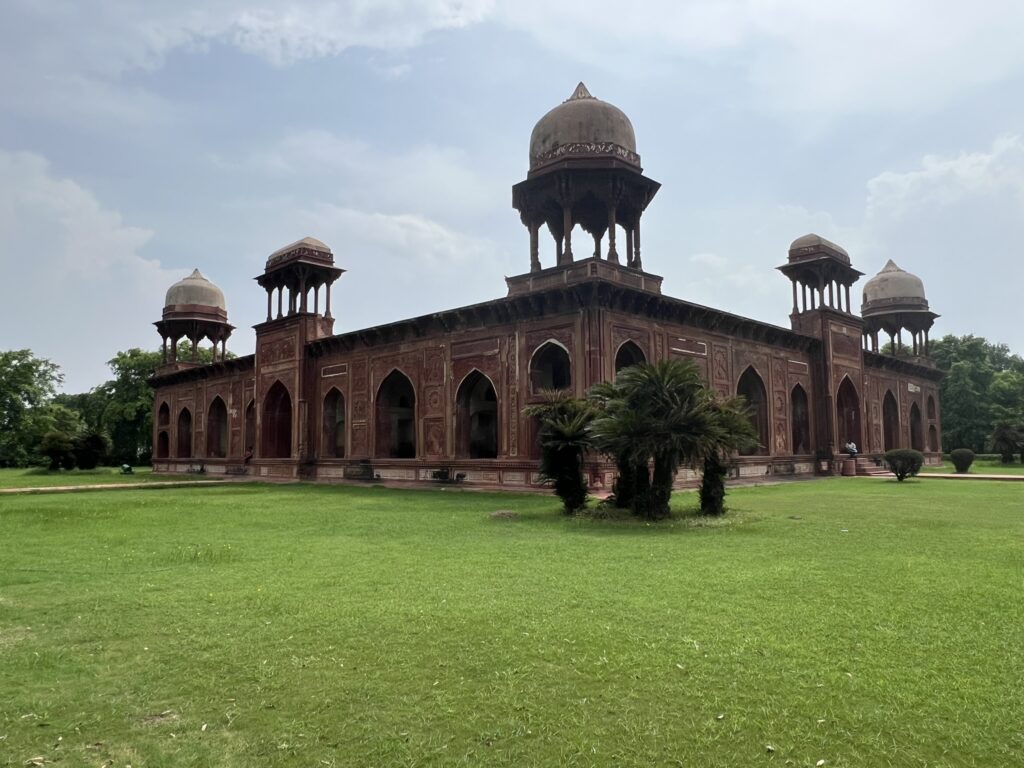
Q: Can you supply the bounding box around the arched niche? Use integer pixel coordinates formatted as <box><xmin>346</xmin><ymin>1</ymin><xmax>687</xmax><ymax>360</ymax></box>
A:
<box><xmin>177</xmin><ymin>407</ymin><xmax>193</xmax><ymax>459</ymax></box>
<box><xmin>243</xmin><ymin>400</ymin><xmax>255</xmax><ymax>455</ymax></box>
<box><xmin>910</xmin><ymin>402</ymin><xmax>923</xmax><ymax>451</ymax></box>
<box><xmin>836</xmin><ymin>377</ymin><xmax>862</xmax><ymax>449</ymax></box>
<box><xmin>927</xmin><ymin>395</ymin><xmax>936</xmax><ymax>420</ymax></box>
<box><xmin>737</xmin><ymin>366</ymin><xmax>769</xmax><ymax>456</ymax></box>
<box><xmin>262</xmin><ymin>381</ymin><xmax>292</xmax><ymax>459</ymax></box>
<box><xmin>530</xmin><ymin>341</ymin><xmax>571</xmax><ymax>393</ymax></box>
<box><xmin>928</xmin><ymin>424</ymin><xmax>939</xmax><ymax>452</ymax></box>
<box><xmin>322</xmin><ymin>388</ymin><xmax>346</xmax><ymax>458</ymax></box>
<box><xmin>376</xmin><ymin>370</ymin><xmax>416</xmax><ymax>458</ymax></box>
<box><xmin>883</xmin><ymin>390</ymin><xmax>899</xmax><ymax>451</ymax></box>
<box><xmin>157</xmin><ymin>402</ymin><xmax>170</xmax><ymax>427</ymax></box>
<box><xmin>206</xmin><ymin>396</ymin><xmax>228</xmax><ymax>458</ymax></box>
<box><xmin>790</xmin><ymin>384</ymin><xmax>811</xmax><ymax>455</ymax></box>
<box><xmin>156</xmin><ymin>431</ymin><xmax>169</xmax><ymax>459</ymax></box>
<box><xmin>456</xmin><ymin>370</ymin><xmax>498</xmax><ymax>459</ymax></box>
<box><xmin>614</xmin><ymin>341</ymin><xmax>646</xmax><ymax>374</ymax></box>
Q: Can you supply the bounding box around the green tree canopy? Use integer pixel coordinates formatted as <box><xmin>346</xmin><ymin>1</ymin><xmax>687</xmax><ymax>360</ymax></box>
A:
<box><xmin>0</xmin><ymin>350</ymin><xmax>63</xmax><ymax>467</ymax></box>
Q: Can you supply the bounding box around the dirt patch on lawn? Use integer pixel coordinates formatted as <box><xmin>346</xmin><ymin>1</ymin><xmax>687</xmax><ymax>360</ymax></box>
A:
<box><xmin>140</xmin><ymin>710</ymin><xmax>180</xmax><ymax>727</ymax></box>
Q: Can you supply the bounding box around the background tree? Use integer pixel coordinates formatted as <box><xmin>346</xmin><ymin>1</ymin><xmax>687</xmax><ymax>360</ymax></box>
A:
<box><xmin>0</xmin><ymin>350</ymin><xmax>63</xmax><ymax>467</ymax></box>
<box><xmin>929</xmin><ymin>335</ymin><xmax>1024</xmax><ymax>453</ymax></box>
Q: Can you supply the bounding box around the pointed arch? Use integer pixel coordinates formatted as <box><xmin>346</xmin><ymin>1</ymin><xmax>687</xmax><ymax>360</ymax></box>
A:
<box><xmin>456</xmin><ymin>370</ymin><xmax>498</xmax><ymax>459</ymax></box>
<box><xmin>322</xmin><ymin>387</ymin><xmax>346</xmax><ymax>458</ymax></box>
<box><xmin>262</xmin><ymin>381</ymin><xmax>292</xmax><ymax>459</ymax></box>
<box><xmin>157</xmin><ymin>402</ymin><xmax>170</xmax><ymax>427</ymax></box>
<box><xmin>206</xmin><ymin>396</ymin><xmax>228</xmax><ymax>458</ymax></box>
<box><xmin>928</xmin><ymin>424</ymin><xmax>938</xmax><ymax>452</ymax></box>
<box><xmin>156</xmin><ymin>431</ymin><xmax>169</xmax><ymax>459</ymax></box>
<box><xmin>529</xmin><ymin>341</ymin><xmax>572</xmax><ymax>393</ymax></box>
<box><xmin>614</xmin><ymin>340</ymin><xmax>646</xmax><ymax>374</ymax></box>
<box><xmin>927</xmin><ymin>395</ymin><xmax>936</xmax><ymax>420</ymax></box>
<box><xmin>737</xmin><ymin>366</ymin><xmax>769</xmax><ymax>456</ymax></box>
<box><xmin>376</xmin><ymin>370</ymin><xmax>416</xmax><ymax>458</ymax></box>
<box><xmin>790</xmin><ymin>383</ymin><xmax>811</xmax><ymax>455</ymax></box>
<box><xmin>910</xmin><ymin>402</ymin><xmax>923</xmax><ymax>451</ymax></box>
<box><xmin>176</xmin><ymin>407</ymin><xmax>193</xmax><ymax>459</ymax></box>
<box><xmin>883</xmin><ymin>390</ymin><xmax>899</xmax><ymax>451</ymax></box>
<box><xmin>836</xmin><ymin>376</ymin><xmax>862</xmax><ymax>449</ymax></box>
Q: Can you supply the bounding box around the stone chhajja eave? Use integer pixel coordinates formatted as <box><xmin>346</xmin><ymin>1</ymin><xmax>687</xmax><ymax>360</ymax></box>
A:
<box><xmin>307</xmin><ymin>279</ymin><xmax>822</xmax><ymax>358</ymax></box>
<box><xmin>147</xmin><ymin>353</ymin><xmax>255</xmax><ymax>388</ymax></box>
<box><xmin>863</xmin><ymin>350</ymin><xmax>944</xmax><ymax>382</ymax></box>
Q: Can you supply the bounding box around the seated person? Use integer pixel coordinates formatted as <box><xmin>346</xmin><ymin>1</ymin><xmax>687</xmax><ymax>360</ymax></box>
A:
<box><xmin>844</xmin><ymin>440</ymin><xmax>859</xmax><ymax>457</ymax></box>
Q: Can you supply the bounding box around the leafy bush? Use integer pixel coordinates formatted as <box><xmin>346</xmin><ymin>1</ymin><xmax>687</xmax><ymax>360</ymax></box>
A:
<box><xmin>883</xmin><ymin>448</ymin><xmax>924</xmax><ymax>482</ymax></box>
<box><xmin>40</xmin><ymin>430</ymin><xmax>75</xmax><ymax>471</ymax></box>
<box><xmin>73</xmin><ymin>429</ymin><xmax>111</xmax><ymax>470</ymax></box>
<box><xmin>949</xmin><ymin>448</ymin><xmax>975</xmax><ymax>474</ymax></box>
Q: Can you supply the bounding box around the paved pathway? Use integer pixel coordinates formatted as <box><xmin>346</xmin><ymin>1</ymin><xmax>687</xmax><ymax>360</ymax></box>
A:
<box><xmin>0</xmin><ymin>480</ymin><xmax>227</xmax><ymax>495</ymax></box>
<box><xmin>917</xmin><ymin>472</ymin><xmax>1024</xmax><ymax>482</ymax></box>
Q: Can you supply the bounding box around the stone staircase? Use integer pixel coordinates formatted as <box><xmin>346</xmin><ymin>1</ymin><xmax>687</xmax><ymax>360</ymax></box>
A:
<box><xmin>855</xmin><ymin>457</ymin><xmax>890</xmax><ymax>476</ymax></box>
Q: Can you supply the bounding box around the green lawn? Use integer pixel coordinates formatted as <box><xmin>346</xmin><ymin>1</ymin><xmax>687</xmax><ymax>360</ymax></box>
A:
<box><xmin>922</xmin><ymin>459</ymin><xmax>1024</xmax><ymax>475</ymax></box>
<box><xmin>0</xmin><ymin>466</ymin><xmax>219</xmax><ymax>489</ymax></box>
<box><xmin>1</xmin><ymin>480</ymin><xmax>1022</xmax><ymax>767</ymax></box>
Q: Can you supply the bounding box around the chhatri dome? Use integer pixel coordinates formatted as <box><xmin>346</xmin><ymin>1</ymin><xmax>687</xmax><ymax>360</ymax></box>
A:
<box><xmin>156</xmin><ymin>268</ymin><xmax>233</xmax><ymax>365</ymax></box>
<box><xmin>528</xmin><ymin>82</ymin><xmax>640</xmax><ymax>170</ymax></box>
<box><xmin>164</xmin><ymin>269</ymin><xmax>227</xmax><ymax>315</ymax></box>
<box><xmin>861</xmin><ymin>259</ymin><xmax>929</xmax><ymax>315</ymax></box>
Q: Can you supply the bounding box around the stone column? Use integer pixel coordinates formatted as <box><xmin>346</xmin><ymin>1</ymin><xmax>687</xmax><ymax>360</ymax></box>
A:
<box><xmin>529</xmin><ymin>222</ymin><xmax>540</xmax><ymax>272</ymax></box>
<box><xmin>607</xmin><ymin>207</ymin><xmax>619</xmax><ymax>264</ymax></box>
<box><xmin>633</xmin><ymin>218</ymin><xmax>642</xmax><ymax>270</ymax></box>
<box><xmin>561</xmin><ymin>205</ymin><xmax>573</xmax><ymax>263</ymax></box>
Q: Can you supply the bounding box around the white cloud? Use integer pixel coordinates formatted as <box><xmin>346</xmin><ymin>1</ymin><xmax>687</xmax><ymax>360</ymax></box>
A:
<box><xmin>0</xmin><ymin>151</ymin><xmax>184</xmax><ymax>392</ymax></box>
<box><xmin>496</xmin><ymin>0</ymin><xmax>1024</xmax><ymax>115</ymax></box>
<box><xmin>236</xmin><ymin>129</ymin><xmax>503</xmax><ymax>223</ymax></box>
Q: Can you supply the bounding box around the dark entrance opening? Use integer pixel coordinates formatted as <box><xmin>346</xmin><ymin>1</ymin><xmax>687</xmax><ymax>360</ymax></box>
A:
<box><xmin>910</xmin><ymin>402</ymin><xmax>923</xmax><ymax>451</ymax></box>
<box><xmin>530</xmin><ymin>342</ymin><xmax>571</xmax><ymax>392</ymax></box>
<box><xmin>737</xmin><ymin>366</ymin><xmax>769</xmax><ymax>456</ymax></box>
<box><xmin>614</xmin><ymin>341</ymin><xmax>646</xmax><ymax>373</ymax></box>
<box><xmin>262</xmin><ymin>381</ymin><xmax>292</xmax><ymax>459</ymax></box>
<box><xmin>157</xmin><ymin>431</ymin><xmax>169</xmax><ymax>459</ymax></box>
<box><xmin>376</xmin><ymin>371</ymin><xmax>416</xmax><ymax>458</ymax></box>
<box><xmin>790</xmin><ymin>384</ymin><xmax>810</xmax><ymax>454</ymax></box>
<box><xmin>836</xmin><ymin>377</ymin><xmax>862</xmax><ymax>450</ymax></box>
<box><xmin>244</xmin><ymin>400</ymin><xmax>255</xmax><ymax>455</ymax></box>
<box><xmin>206</xmin><ymin>397</ymin><xmax>228</xmax><ymax>458</ymax></box>
<box><xmin>322</xmin><ymin>388</ymin><xmax>346</xmax><ymax>458</ymax></box>
<box><xmin>883</xmin><ymin>390</ymin><xmax>899</xmax><ymax>451</ymax></box>
<box><xmin>177</xmin><ymin>408</ymin><xmax>192</xmax><ymax>459</ymax></box>
<box><xmin>456</xmin><ymin>371</ymin><xmax>498</xmax><ymax>459</ymax></box>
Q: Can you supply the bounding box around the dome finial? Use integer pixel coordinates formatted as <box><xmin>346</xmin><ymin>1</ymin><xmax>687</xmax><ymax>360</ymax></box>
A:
<box><xmin>567</xmin><ymin>82</ymin><xmax>594</xmax><ymax>102</ymax></box>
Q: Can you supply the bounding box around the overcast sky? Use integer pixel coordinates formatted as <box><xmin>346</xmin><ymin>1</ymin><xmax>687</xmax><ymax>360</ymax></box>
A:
<box><xmin>2</xmin><ymin>1</ymin><xmax>1023</xmax><ymax>392</ymax></box>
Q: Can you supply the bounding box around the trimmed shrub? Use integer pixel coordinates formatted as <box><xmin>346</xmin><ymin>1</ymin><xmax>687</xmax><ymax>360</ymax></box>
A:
<box><xmin>950</xmin><ymin>448</ymin><xmax>975</xmax><ymax>474</ymax></box>
<box><xmin>883</xmin><ymin>448</ymin><xmax>924</xmax><ymax>482</ymax></box>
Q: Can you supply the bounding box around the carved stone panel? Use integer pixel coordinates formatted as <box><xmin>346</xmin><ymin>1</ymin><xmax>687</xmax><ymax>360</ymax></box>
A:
<box><xmin>423</xmin><ymin>418</ymin><xmax>445</xmax><ymax>458</ymax></box>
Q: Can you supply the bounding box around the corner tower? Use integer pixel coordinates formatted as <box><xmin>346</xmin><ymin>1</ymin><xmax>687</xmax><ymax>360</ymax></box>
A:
<box><xmin>510</xmin><ymin>83</ymin><xmax>661</xmax><ymax>291</ymax></box>
<box><xmin>252</xmin><ymin>237</ymin><xmax>344</xmax><ymax>462</ymax></box>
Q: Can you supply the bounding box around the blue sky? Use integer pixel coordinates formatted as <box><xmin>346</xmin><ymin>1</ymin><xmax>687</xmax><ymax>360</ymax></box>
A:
<box><xmin>2</xmin><ymin>1</ymin><xmax>1024</xmax><ymax>392</ymax></box>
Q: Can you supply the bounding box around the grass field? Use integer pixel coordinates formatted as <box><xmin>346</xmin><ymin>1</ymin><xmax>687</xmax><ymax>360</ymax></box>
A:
<box><xmin>0</xmin><ymin>467</ymin><xmax>219</xmax><ymax>489</ymax></box>
<box><xmin>1</xmin><ymin>479</ymin><xmax>1022</xmax><ymax>767</ymax></box>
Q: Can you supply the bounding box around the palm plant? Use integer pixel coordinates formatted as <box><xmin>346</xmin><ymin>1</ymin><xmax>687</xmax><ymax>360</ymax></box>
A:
<box><xmin>990</xmin><ymin>421</ymin><xmax>1022</xmax><ymax>464</ymax></box>
<box><xmin>697</xmin><ymin>394</ymin><xmax>758</xmax><ymax>516</ymax></box>
<box><xmin>590</xmin><ymin>359</ymin><xmax>714</xmax><ymax>520</ymax></box>
<box><xmin>524</xmin><ymin>391</ymin><xmax>595</xmax><ymax>513</ymax></box>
